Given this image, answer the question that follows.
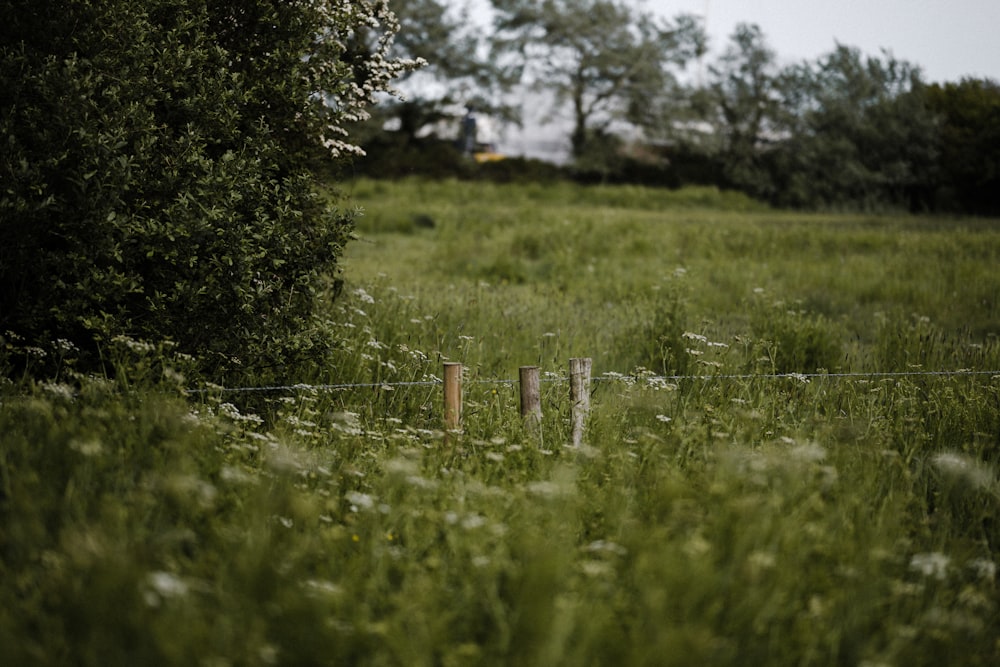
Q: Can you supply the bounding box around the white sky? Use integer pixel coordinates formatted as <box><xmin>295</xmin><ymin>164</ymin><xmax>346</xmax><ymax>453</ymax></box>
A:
<box><xmin>460</xmin><ymin>0</ymin><xmax>1000</xmax><ymax>160</ymax></box>
<box><xmin>467</xmin><ymin>0</ymin><xmax>1000</xmax><ymax>83</ymax></box>
<box><xmin>647</xmin><ymin>0</ymin><xmax>1000</xmax><ymax>83</ymax></box>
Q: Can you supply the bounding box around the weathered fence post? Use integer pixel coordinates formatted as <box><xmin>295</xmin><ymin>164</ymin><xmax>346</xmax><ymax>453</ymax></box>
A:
<box><xmin>519</xmin><ymin>365</ymin><xmax>542</xmax><ymax>430</ymax></box>
<box><xmin>443</xmin><ymin>362</ymin><xmax>462</xmax><ymax>432</ymax></box>
<box><xmin>569</xmin><ymin>357</ymin><xmax>592</xmax><ymax>448</ymax></box>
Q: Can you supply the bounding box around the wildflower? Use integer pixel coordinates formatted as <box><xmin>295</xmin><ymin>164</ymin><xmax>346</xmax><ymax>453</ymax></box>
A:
<box><xmin>303</xmin><ymin>579</ymin><xmax>343</xmax><ymax>598</ymax></box>
<box><xmin>112</xmin><ymin>335</ymin><xmax>156</xmax><ymax>354</ymax></box>
<box><xmin>461</xmin><ymin>514</ymin><xmax>487</xmax><ymax>530</ymax></box>
<box><xmin>931</xmin><ymin>451</ymin><xmax>995</xmax><ymax>492</ymax></box>
<box><xmin>218</xmin><ymin>403</ymin><xmax>264</xmax><ymax>425</ymax></box>
<box><xmin>526</xmin><ymin>480</ymin><xmax>571</xmax><ymax>499</ymax></box>
<box><xmin>967</xmin><ymin>558</ymin><xmax>997</xmax><ymax>581</ymax></box>
<box><xmin>346</xmin><ymin>491</ymin><xmax>376</xmax><ymax>512</ymax></box>
<box><xmin>220</xmin><ymin>466</ymin><xmax>255</xmax><ymax>485</ymax></box>
<box><xmin>747</xmin><ymin>550</ymin><xmax>776</xmax><ymax>571</ymax></box>
<box><xmin>69</xmin><ymin>438</ymin><xmax>103</xmax><ymax>457</ymax></box>
<box><xmin>353</xmin><ymin>287</ymin><xmax>375</xmax><ymax>304</ymax></box>
<box><xmin>789</xmin><ymin>442</ymin><xmax>827</xmax><ymax>463</ymax></box>
<box><xmin>646</xmin><ymin>377</ymin><xmax>678</xmax><ymax>391</ymax></box>
<box><xmin>54</xmin><ymin>338</ymin><xmax>79</xmax><ymax>353</ymax></box>
<box><xmin>579</xmin><ymin>560</ymin><xmax>613</xmax><ymax>577</ymax></box>
<box><xmin>910</xmin><ymin>552</ymin><xmax>950</xmax><ymax>580</ymax></box>
<box><xmin>655</xmin><ymin>414</ymin><xmax>672</xmax><ymax>423</ymax></box>
<box><xmin>41</xmin><ymin>382</ymin><xmax>75</xmax><ymax>400</ymax></box>
<box><xmin>585</xmin><ymin>540</ymin><xmax>627</xmax><ymax>556</ymax></box>
<box><xmin>144</xmin><ymin>571</ymin><xmax>189</xmax><ymax>606</ymax></box>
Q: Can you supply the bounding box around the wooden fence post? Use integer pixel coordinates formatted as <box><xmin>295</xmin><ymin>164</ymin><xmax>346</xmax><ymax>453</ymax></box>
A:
<box><xmin>443</xmin><ymin>362</ymin><xmax>462</xmax><ymax>432</ymax></box>
<box><xmin>569</xmin><ymin>357</ymin><xmax>592</xmax><ymax>448</ymax></box>
<box><xmin>519</xmin><ymin>365</ymin><xmax>542</xmax><ymax>429</ymax></box>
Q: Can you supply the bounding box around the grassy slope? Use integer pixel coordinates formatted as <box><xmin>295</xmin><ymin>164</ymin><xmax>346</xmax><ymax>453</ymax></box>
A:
<box><xmin>2</xmin><ymin>179</ymin><xmax>999</xmax><ymax>666</ymax></box>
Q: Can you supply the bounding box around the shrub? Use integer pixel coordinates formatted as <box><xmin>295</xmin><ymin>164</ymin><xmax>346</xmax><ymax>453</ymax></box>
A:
<box><xmin>0</xmin><ymin>0</ymin><xmax>413</xmax><ymax>383</ymax></box>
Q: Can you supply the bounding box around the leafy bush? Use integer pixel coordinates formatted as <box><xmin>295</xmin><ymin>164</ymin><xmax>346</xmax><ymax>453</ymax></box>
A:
<box><xmin>0</xmin><ymin>0</ymin><xmax>412</xmax><ymax>382</ymax></box>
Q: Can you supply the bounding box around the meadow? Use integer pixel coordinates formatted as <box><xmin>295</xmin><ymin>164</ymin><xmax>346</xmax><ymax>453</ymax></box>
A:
<box><xmin>2</xmin><ymin>178</ymin><xmax>1000</xmax><ymax>665</ymax></box>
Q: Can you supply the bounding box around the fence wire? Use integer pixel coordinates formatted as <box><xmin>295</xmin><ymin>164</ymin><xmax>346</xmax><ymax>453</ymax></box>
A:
<box><xmin>186</xmin><ymin>369</ymin><xmax>1000</xmax><ymax>396</ymax></box>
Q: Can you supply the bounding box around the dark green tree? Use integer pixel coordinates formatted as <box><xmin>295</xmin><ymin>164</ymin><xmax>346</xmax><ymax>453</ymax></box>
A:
<box><xmin>697</xmin><ymin>23</ymin><xmax>783</xmax><ymax>197</ymax></box>
<box><xmin>923</xmin><ymin>78</ymin><xmax>1000</xmax><ymax>215</ymax></box>
<box><xmin>0</xmin><ymin>0</ymin><xmax>413</xmax><ymax>380</ymax></box>
<box><xmin>769</xmin><ymin>45</ymin><xmax>938</xmax><ymax>210</ymax></box>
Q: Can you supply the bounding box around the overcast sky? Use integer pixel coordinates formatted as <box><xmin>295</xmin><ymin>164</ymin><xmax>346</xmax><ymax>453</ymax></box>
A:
<box><xmin>463</xmin><ymin>0</ymin><xmax>999</xmax><ymax>159</ymax></box>
<box><xmin>468</xmin><ymin>0</ymin><xmax>1000</xmax><ymax>84</ymax></box>
<box><xmin>648</xmin><ymin>0</ymin><xmax>1000</xmax><ymax>83</ymax></box>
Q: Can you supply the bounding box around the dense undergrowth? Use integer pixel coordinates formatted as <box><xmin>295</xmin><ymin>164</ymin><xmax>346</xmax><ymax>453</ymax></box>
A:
<box><xmin>3</xmin><ymin>180</ymin><xmax>1000</xmax><ymax>665</ymax></box>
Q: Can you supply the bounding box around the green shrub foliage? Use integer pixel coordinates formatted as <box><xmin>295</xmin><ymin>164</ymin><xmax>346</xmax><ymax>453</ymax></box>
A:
<box><xmin>0</xmin><ymin>0</ymin><xmax>412</xmax><ymax>380</ymax></box>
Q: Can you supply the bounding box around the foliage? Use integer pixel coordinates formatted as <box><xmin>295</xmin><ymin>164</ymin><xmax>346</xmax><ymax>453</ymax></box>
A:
<box><xmin>0</xmin><ymin>0</ymin><xmax>413</xmax><ymax>381</ymax></box>
<box><xmin>922</xmin><ymin>78</ymin><xmax>1000</xmax><ymax>215</ymax></box>
<box><xmin>771</xmin><ymin>45</ymin><xmax>939</xmax><ymax>211</ymax></box>
<box><xmin>4</xmin><ymin>180</ymin><xmax>1000</xmax><ymax>665</ymax></box>
<box><xmin>489</xmin><ymin>0</ymin><xmax>705</xmax><ymax>164</ymax></box>
<box><xmin>351</xmin><ymin>0</ymin><xmax>515</xmax><ymax>150</ymax></box>
<box><xmin>695</xmin><ymin>23</ymin><xmax>783</xmax><ymax>197</ymax></box>
<box><xmin>690</xmin><ymin>36</ymin><xmax>941</xmax><ymax>211</ymax></box>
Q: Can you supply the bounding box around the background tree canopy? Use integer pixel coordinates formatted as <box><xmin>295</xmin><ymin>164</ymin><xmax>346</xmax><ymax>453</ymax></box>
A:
<box><xmin>0</xmin><ymin>0</ymin><xmax>414</xmax><ymax>381</ymax></box>
<box><xmin>348</xmin><ymin>2</ymin><xmax>1000</xmax><ymax>215</ymax></box>
<box><xmin>490</xmin><ymin>0</ymin><xmax>705</xmax><ymax>168</ymax></box>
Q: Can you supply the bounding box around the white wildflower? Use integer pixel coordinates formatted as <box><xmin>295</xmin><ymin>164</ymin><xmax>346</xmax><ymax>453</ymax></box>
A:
<box><xmin>931</xmin><ymin>451</ymin><xmax>995</xmax><ymax>492</ymax></box>
<box><xmin>40</xmin><ymin>382</ymin><xmax>75</xmax><ymax>400</ymax></box>
<box><xmin>967</xmin><ymin>558</ymin><xmax>997</xmax><ymax>581</ymax></box>
<box><xmin>353</xmin><ymin>287</ymin><xmax>375</xmax><ymax>304</ymax></box>
<box><xmin>910</xmin><ymin>552</ymin><xmax>950</xmax><ymax>580</ymax></box>
<box><xmin>585</xmin><ymin>540</ymin><xmax>627</xmax><ymax>556</ymax></box>
<box><xmin>789</xmin><ymin>442</ymin><xmax>827</xmax><ymax>463</ymax></box>
<box><xmin>69</xmin><ymin>438</ymin><xmax>103</xmax><ymax>457</ymax></box>
<box><xmin>346</xmin><ymin>491</ymin><xmax>376</xmax><ymax>512</ymax></box>
<box><xmin>144</xmin><ymin>571</ymin><xmax>189</xmax><ymax>606</ymax></box>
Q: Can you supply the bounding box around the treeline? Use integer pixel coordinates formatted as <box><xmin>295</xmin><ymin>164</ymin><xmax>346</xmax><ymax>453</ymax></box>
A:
<box><xmin>353</xmin><ymin>1</ymin><xmax>1000</xmax><ymax>215</ymax></box>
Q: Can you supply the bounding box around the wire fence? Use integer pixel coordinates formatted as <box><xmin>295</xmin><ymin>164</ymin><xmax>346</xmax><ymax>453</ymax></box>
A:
<box><xmin>187</xmin><ymin>368</ymin><xmax>1000</xmax><ymax>396</ymax></box>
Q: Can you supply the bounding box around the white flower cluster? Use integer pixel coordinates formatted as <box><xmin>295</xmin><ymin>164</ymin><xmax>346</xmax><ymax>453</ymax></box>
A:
<box><xmin>311</xmin><ymin>0</ymin><xmax>423</xmax><ymax>157</ymax></box>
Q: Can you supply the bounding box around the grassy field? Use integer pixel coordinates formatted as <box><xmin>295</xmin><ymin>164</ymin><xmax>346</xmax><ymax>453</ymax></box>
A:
<box><xmin>3</xmin><ymin>178</ymin><xmax>1000</xmax><ymax>665</ymax></box>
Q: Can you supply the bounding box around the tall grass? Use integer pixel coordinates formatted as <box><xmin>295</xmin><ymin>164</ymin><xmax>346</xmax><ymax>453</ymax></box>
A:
<box><xmin>2</xmin><ymin>179</ymin><xmax>1000</xmax><ymax>665</ymax></box>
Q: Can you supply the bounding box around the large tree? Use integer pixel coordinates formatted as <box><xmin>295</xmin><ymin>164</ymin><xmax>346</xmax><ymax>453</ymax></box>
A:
<box><xmin>922</xmin><ymin>78</ymin><xmax>1000</xmax><ymax>215</ymax></box>
<box><xmin>0</xmin><ymin>0</ymin><xmax>414</xmax><ymax>380</ymax></box>
<box><xmin>489</xmin><ymin>0</ymin><xmax>704</xmax><ymax>164</ymax></box>
<box><xmin>767</xmin><ymin>45</ymin><xmax>938</xmax><ymax>210</ymax></box>
<box><xmin>696</xmin><ymin>23</ymin><xmax>783</xmax><ymax>197</ymax></box>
